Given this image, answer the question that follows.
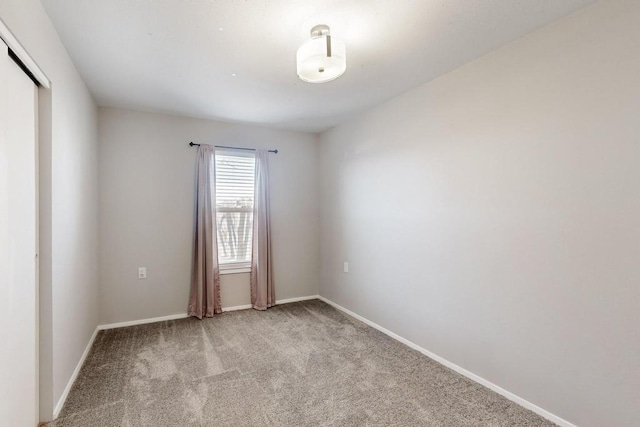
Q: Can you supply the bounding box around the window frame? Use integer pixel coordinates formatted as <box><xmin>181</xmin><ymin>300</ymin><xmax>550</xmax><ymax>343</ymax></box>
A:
<box><xmin>214</xmin><ymin>149</ymin><xmax>256</xmax><ymax>275</ymax></box>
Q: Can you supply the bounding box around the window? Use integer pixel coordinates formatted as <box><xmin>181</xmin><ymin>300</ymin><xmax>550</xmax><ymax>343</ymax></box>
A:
<box><xmin>215</xmin><ymin>151</ymin><xmax>255</xmax><ymax>272</ymax></box>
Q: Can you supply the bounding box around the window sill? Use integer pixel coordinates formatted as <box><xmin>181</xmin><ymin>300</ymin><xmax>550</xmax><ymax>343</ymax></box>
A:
<box><xmin>219</xmin><ymin>267</ymin><xmax>251</xmax><ymax>275</ymax></box>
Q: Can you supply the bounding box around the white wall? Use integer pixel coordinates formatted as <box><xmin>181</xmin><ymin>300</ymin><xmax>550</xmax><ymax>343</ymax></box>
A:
<box><xmin>0</xmin><ymin>0</ymin><xmax>99</xmax><ymax>421</ymax></box>
<box><xmin>318</xmin><ymin>1</ymin><xmax>640</xmax><ymax>426</ymax></box>
<box><xmin>98</xmin><ymin>108</ymin><xmax>319</xmax><ymax>324</ymax></box>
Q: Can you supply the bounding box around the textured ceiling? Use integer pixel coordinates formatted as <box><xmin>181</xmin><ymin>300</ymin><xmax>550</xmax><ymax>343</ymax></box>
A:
<box><xmin>41</xmin><ymin>0</ymin><xmax>596</xmax><ymax>132</ymax></box>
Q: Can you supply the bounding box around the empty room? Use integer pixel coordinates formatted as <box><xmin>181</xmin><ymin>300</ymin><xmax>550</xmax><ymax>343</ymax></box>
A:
<box><xmin>1</xmin><ymin>0</ymin><xmax>638</xmax><ymax>426</ymax></box>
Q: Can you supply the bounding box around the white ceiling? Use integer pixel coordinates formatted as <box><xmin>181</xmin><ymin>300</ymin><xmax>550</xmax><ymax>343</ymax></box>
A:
<box><xmin>41</xmin><ymin>0</ymin><xmax>596</xmax><ymax>133</ymax></box>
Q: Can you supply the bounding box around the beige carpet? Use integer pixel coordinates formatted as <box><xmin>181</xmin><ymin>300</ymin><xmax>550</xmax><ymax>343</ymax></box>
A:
<box><xmin>49</xmin><ymin>299</ymin><xmax>555</xmax><ymax>426</ymax></box>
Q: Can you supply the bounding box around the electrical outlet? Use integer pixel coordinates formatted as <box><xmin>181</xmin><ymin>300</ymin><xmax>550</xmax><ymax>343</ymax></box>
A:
<box><xmin>343</xmin><ymin>262</ymin><xmax>349</xmax><ymax>273</ymax></box>
<box><xmin>138</xmin><ymin>267</ymin><xmax>147</xmax><ymax>279</ymax></box>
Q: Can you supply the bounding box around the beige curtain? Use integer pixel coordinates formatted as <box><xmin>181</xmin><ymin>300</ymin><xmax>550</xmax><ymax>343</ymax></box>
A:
<box><xmin>188</xmin><ymin>145</ymin><xmax>222</xmax><ymax>318</ymax></box>
<box><xmin>250</xmin><ymin>149</ymin><xmax>275</xmax><ymax>310</ymax></box>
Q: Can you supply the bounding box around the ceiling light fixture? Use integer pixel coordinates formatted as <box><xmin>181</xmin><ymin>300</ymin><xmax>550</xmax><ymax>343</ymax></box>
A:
<box><xmin>296</xmin><ymin>24</ymin><xmax>346</xmax><ymax>83</ymax></box>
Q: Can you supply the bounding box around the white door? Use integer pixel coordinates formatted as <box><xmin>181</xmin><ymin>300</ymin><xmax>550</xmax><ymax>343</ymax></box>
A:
<box><xmin>0</xmin><ymin>40</ymin><xmax>38</xmax><ymax>426</ymax></box>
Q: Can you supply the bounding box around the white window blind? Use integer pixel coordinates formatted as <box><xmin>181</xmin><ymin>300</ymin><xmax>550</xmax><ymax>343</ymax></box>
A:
<box><xmin>215</xmin><ymin>151</ymin><xmax>256</xmax><ymax>271</ymax></box>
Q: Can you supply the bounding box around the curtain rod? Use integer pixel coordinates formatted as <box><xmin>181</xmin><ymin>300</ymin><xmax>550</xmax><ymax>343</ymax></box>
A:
<box><xmin>189</xmin><ymin>142</ymin><xmax>278</xmax><ymax>154</ymax></box>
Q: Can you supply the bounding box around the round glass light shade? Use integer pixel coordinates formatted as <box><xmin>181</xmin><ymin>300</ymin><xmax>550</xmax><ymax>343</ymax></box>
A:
<box><xmin>296</xmin><ymin>35</ymin><xmax>346</xmax><ymax>83</ymax></box>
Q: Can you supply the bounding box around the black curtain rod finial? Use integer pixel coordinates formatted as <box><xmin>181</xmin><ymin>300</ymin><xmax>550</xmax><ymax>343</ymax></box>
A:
<box><xmin>189</xmin><ymin>141</ymin><xmax>200</xmax><ymax>147</ymax></box>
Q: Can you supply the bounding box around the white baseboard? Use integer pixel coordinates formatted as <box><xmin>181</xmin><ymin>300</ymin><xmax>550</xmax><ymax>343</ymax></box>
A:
<box><xmin>97</xmin><ymin>295</ymin><xmax>321</xmax><ymax>329</ymax></box>
<box><xmin>222</xmin><ymin>304</ymin><xmax>252</xmax><ymax>312</ymax></box>
<box><xmin>97</xmin><ymin>313</ymin><xmax>190</xmax><ymax>330</ymax></box>
<box><xmin>53</xmin><ymin>327</ymin><xmax>99</xmax><ymax>419</ymax></box>
<box><xmin>223</xmin><ymin>295</ymin><xmax>320</xmax><ymax>312</ymax></box>
<box><xmin>317</xmin><ymin>296</ymin><xmax>576</xmax><ymax>427</ymax></box>
<box><xmin>275</xmin><ymin>295</ymin><xmax>319</xmax><ymax>305</ymax></box>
